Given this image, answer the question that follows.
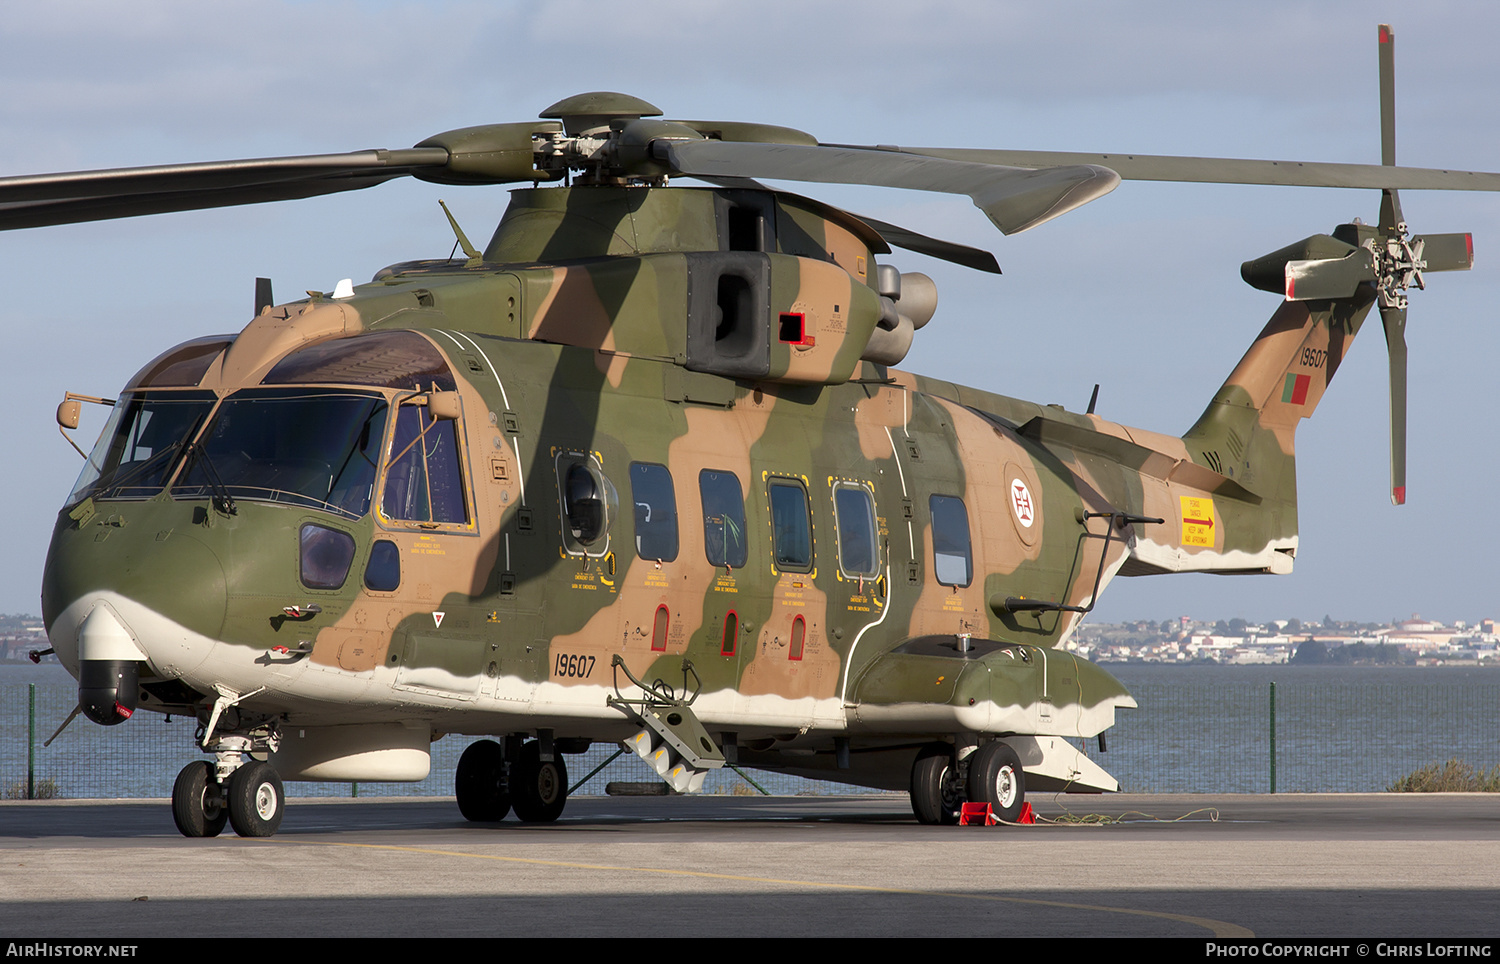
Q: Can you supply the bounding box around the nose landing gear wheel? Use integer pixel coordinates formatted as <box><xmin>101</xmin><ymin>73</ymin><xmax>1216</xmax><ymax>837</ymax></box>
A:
<box><xmin>171</xmin><ymin>761</ymin><xmax>228</xmax><ymax>838</ymax></box>
<box><xmin>456</xmin><ymin>739</ymin><xmax>511</xmax><ymax>822</ymax></box>
<box><xmin>966</xmin><ymin>741</ymin><xmax>1026</xmax><ymax>823</ymax></box>
<box><xmin>227</xmin><ymin>760</ymin><xmax>285</xmax><ymax>838</ymax></box>
<box><xmin>910</xmin><ymin>743</ymin><xmax>964</xmax><ymax>825</ymax></box>
<box><xmin>510</xmin><ymin>741</ymin><xmax>568</xmax><ymax>823</ymax></box>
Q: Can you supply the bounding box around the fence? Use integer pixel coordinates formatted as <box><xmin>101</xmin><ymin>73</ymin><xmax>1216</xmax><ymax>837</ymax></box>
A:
<box><xmin>4</xmin><ymin>664</ymin><xmax>1498</xmax><ymax>798</ymax></box>
<box><xmin>1100</xmin><ymin>668</ymin><xmax>1500</xmax><ymax>792</ymax></box>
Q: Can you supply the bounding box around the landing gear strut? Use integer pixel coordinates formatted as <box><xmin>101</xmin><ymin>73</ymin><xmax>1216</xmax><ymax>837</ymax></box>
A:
<box><xmin>909</xmin><ymin>741</ymin><xmax>1028</xmax><ymax>826</ymax></box>
<box><xmin>172</xmin><ymin>718</ymin><xmax>285</xmax><ymax>839</ymax></box>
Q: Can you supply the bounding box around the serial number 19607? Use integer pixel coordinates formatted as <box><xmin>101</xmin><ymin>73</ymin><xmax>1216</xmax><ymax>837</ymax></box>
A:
<box><xmin>553</xmin><ymin>652</ymin><xmax>596</xmax><ymax>678</ymax></box>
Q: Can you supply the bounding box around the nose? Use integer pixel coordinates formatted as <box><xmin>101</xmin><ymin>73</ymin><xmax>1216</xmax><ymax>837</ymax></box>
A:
<box><xmin>45</xmin><ymin>522</ymin><xmax>229</xmax><ymax>725</ymax></box>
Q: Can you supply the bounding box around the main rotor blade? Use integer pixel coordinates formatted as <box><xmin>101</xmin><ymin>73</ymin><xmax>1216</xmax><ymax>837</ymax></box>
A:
<box><xmin>848</xmin><ymin>214</ymin><xmax>1002</xmax><ymax>274</ymax></box>
<box><xmin>1382</xmin><ymin>302</ymin><xmax>1408</xmax><ymax>505</ymax></box>
<box><xmin>0</xmin><ymin>148</ymin><xmax>448</xmax><ymax>231</ymax></box>
<box><xmin>857</xmin><ymin>146</ymin><xmax>1500</xmax><ymax>193</ymax></box>
<box><xmin>662</xmin><ymin>140</ymin><xmax>1120</xmax><ymax>235</ymax></box>
<box><xmin>689</xmin><ymin>172</ymin><xmax>1001</xmax><ymax>272</ymax></box>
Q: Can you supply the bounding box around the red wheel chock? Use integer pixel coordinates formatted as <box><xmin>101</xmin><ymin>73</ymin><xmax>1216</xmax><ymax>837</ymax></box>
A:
<box><xmin>959</xmin><ymin>802</ymin><xmax>1036</xmax><ymax>826</ymax></box>
<box><xmin>959</xmin><ymin>803</ymin><xmax>996</xmax><ymax>825</ymax></box>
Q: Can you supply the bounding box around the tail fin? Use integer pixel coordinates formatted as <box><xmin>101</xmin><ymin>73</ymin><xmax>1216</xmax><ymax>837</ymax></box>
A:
<box><xmin>1181</xmin><ymin>232</ymin><xmax>1378</xmax><ymax>531</ymax></box>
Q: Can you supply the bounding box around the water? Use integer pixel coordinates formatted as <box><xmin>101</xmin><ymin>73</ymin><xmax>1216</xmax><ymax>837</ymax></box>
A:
<box><xmin>4</xmin><ymin>662</ymin><xmax>1497</xmax><ymax>799</ymax></box>
<box><xmin>1104</xmin><ymin>664</ymin><xmax>1500</xmax><ymax>792</ymax></box>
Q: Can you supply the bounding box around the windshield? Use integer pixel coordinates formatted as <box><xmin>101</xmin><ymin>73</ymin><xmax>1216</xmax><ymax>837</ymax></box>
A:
<box><xmin>67</xmin><ymin>392</ymin><xmax>216</xmax><ymax>506</ymax></box>
<box><xmin>172</xmin><ymin>389</ymin><xmax>389</xmax><ymax>519</ymax></box>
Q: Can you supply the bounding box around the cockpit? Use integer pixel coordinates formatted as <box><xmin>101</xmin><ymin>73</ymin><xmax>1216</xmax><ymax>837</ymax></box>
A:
<box><xmin>64</xmin><ymin>330</ymin><xmax>471</xmax><ymax>528</ymax></box>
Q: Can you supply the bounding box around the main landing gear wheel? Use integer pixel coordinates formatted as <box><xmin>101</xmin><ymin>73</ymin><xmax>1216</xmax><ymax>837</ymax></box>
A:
<box><xmin>910</xmin><ymin>743</ymin><xmax>964</xmax><ymax>825</ymax></box>
<box><xmin>967</xmin><ymin>741</ymin><xmax>1026</xmax><ymax>823</ymax></box>
<box><xmin>226</xmin><ymin>760</ymin><xmax>284</xmax><ymax>838</ymax></box>
<box><xmin>456</xmin><ymin>739</ymin><xmax>511</xmax><ymax>822</ymax></box>
<box><xmin>171</xmin><ymin>761</ymin><xmax>228</xmax><ymax>838</ymax></box>
<box><xmin>510</xmin><ymin>741</ymin><xmax>568</xmax><ymax>823</ymax></box>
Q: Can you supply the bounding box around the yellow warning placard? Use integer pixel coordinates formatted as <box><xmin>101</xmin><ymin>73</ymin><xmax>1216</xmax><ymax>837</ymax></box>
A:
<box><xmin>1180</xmin><ymin>495</ymin><xmax>1216</xmax><ymax>547</ymax></box>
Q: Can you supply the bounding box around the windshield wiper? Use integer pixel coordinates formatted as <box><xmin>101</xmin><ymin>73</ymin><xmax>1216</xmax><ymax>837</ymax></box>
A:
<box><xmin>184</xmin><ymin>441</ymin><xmax>238</xmax><ymax>516</ymax></box>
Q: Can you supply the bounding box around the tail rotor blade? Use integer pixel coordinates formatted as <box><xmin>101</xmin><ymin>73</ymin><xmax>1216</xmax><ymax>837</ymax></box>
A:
<box><xmin>1414</xmin><ymin>232</ymin><xmax>1474</xmax><ymax>272</ymax></box>
<box><xmin>1382</xmin><ymin>303</ymin><xmax>1408</xmax><ymax>505</ymax></box>
<box><xmin>1379</xmin><ymin>24</ymin><xmax>1397</xmax><ymax>168</ymax></box>
<box><xmin>1380</xmin><ymin>187</ymin><xmax>1405</xmax><ymax>234</ymax></box>
<box><xmin>1377</xmin><ymin>25</ymin><xmax>1407</xmax><ymax>506</ymax></box>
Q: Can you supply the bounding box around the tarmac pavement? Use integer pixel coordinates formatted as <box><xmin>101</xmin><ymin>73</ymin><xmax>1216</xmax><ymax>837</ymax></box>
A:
<box><xmin>1</xmin><ymin>793</ymin><xmax>1497</xmax><ymax>938</ymax></box>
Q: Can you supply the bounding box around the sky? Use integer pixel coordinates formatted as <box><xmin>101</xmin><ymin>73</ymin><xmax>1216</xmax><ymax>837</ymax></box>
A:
<box><xmin>2</xmin><ymin>0</ymin><xmax>1497</xmax><ymax>626</ymax></box>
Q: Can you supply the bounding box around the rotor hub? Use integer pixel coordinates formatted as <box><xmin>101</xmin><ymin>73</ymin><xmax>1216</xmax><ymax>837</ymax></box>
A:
<box><xmin>1370</xmin><ymin>224</ymin><xmax>1426</xmax><ymax>310</ymax></box>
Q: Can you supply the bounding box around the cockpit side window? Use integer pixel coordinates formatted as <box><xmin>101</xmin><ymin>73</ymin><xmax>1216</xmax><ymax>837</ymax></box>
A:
<box><xmin>381</xmin><ymin>404</ymin><xmax>468</xmax><ymax>525</ymax></box>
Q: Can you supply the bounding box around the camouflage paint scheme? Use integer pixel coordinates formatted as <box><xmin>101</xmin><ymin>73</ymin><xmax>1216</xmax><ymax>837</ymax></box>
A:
<box><xmin>42</xmin><ymin>184</ymin><xmax>1371</xmax><ymax>797</ymax></box>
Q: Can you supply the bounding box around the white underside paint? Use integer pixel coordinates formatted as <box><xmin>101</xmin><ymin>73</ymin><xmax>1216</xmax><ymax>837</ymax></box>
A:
<box><xmin>1131</xmin><ymin>534</ymin><xmax>1298</xmax><ymax>574</ymax></box>
<box><xmin>850</xmin><ymin>691</ymin><xmax>1130</xmax><ymax>738</ymax></box>
<box><xmin>51</xmin><ymin>592</ymin><xmax>1135</xmax><ymax>752</ymax></box>
<box><xmin>271</xmin><ymin>722</ymin><xmax>432</xmax><ymax>781</ymax></box>
<box><xmin>74</xmin><ymin>602</ymin><xmax>148</xmax><ymax>662</ymax></box>
<box><xmin>1003</xmin><ymin>735</ymin><xmax>1119</xmax><ymax>793</ymax></box>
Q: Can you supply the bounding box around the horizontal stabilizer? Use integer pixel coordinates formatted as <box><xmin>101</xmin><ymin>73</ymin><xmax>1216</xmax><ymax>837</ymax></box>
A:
<box><xmin>1285</xmin><ymin>248</ymin><xmax>1375</xmax><ymax>301</ymax></box>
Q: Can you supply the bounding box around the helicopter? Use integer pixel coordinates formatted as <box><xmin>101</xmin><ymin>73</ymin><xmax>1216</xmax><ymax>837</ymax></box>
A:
<box><xmin>10</xmin><ymin>24</ymin><xmax>1498</xmax><ymax>837</ymax></box>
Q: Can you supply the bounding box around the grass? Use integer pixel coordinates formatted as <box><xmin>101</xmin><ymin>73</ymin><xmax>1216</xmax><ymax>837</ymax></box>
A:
<box><xmin>1387</xmin><ymin>759</ymin><xmax>1500</xmax><ymax>792</ymax></box>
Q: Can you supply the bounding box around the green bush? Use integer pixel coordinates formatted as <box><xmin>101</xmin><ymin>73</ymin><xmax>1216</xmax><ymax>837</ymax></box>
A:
<box><xmin>4</xmin><ymin>777</ymin><xmax>60</xmax><ymax>799</ymax></box>
<box><xmin>1387</xmin><ymin>759</ymin><xmax>1500</xmax><ymax>792</ymax></box>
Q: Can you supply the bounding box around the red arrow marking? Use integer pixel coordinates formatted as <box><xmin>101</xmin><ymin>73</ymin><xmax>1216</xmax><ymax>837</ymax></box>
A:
<box><xmin>1183</xmin><ymin>517</ymin><xmax>1214</xmax><ymax>528</ymax></box>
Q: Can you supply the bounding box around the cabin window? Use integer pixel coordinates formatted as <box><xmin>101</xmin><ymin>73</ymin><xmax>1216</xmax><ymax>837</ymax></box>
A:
<box><xmin>629</xmin><ymin>462</ymin><xmax>678</xmax><ymax>562</ymax></box>
<box><xmin>381</xmin><ymin>403</ymin><xmax>467</xmax><ymax>525</ymax></box>
<box><xmin>555</xmin><ymin>454</ymin><xmax>616</xmax><ymax>555</ymax></box>
<box><xmin>300</xmin><ymin>524</ymin><xmax>356</xmax><ymax>590</ymax></box>
<box><xmin>930</xmin><ymin>495</ymin><xmax>972</xmax><ymax>587</ymax></box>
<box><xmin>699</xmin><ymin>470</ymin><xmax>748</xmax><ymax>569</ymax></box>
<box><xmin>364</xmin><ymin>540</ymin><xmax>401</xmax><ymax>592</ymax></box>
<box><xmin>833</xmin><ymin>484</ymin><xmax>879</xmax><ymax>578</ymax></box>
<box><xmin>768</xmin><ymin>478</ymin><xmax>813</xmax><ymax>572</ymax></box>
<box><xmin>564</xmin><ymin>464</ymin><xmax>605</xmax><ymax>544</ymax></box>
